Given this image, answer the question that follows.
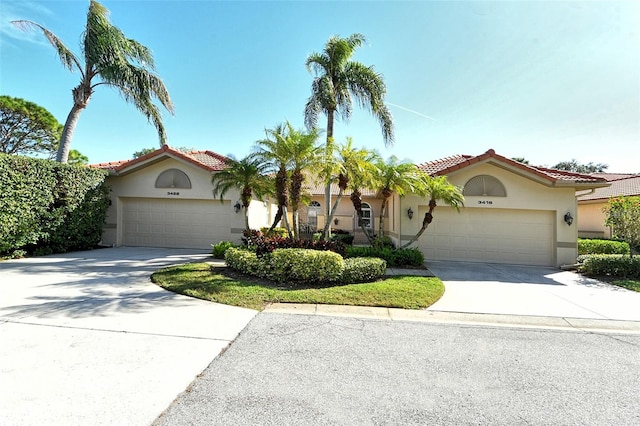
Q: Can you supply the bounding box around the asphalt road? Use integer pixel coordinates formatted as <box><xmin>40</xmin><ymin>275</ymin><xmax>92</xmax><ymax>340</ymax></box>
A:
<box><xmin>154</xmin><ymin>313</ymin><xmax>640</xmax><ymax>425</ymax></box>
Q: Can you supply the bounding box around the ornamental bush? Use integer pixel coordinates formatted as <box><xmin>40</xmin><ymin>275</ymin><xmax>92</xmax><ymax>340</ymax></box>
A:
<box><xmin>342</xmin><ymin>257</ymin><xmax>387</xmax><ymax>283</ymax></box>
<box><xmin>269</xmin><ymin>249</ymin><xmax>344</xmax><ymax>284</ymax></box>
<box><xmin>345</xmin><ymin>246</ymin><xmax>424</xmax><ymax>267</ymax></box>
<box><xmin>578</xmin><ymin>254</ymin><xmax>640</xmax><ymax>279</ymax></box>
<box><xmin>211</xmin><ymin>241</ymin><xmax>236</xmax><ymax>259</ymax></box>
<box><xmin>578</xmin><ymin>238</ymin><xmax>630</xmax><ymax>255</ymax></box>
<box><xmin>224</xmin><ymin>247</ymin><xmax>265</xmax><ymax>277</ymax></box>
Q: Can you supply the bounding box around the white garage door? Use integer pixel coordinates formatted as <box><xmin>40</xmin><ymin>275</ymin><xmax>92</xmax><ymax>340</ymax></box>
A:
<box><xmin>418</xmin><ymin>208</ymin><xmax>554</xmax><ymax>266</ymax></box>
<box><xmin>122</xmin><ymin>198</ymin><xmax>234</xmax><ymax>249</ymax></box>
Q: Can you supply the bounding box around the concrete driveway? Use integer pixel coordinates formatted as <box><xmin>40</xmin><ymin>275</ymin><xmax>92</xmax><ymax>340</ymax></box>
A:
<box><xmin>0</xmin><ymin>247</ymin><xmax>257</xmax><ymax>426</ymax></box>
<box><xmin>426</xmin><ymin>260</ymin><xmax>640</xmax><ymax>321</ymax></box>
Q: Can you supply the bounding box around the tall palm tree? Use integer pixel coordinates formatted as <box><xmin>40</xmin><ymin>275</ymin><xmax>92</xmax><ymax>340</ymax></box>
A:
<box><xmin>304</xmin><ymin>33</ymin><xmax>394</xmax><ymax>237</ymax></box>
<box><xmin>12</xmin><ymin>0</ymin><xmax>173</xmax><ymax>163</ymax></box>
<box><xmin>375</xmin><ymin>156</ymin><xmax>425</xmax><ymax>238</ymax></box>
<box><xmin>399</xmin><ymin>175</ymin><xmax>465</xmax><ymax>249</ymax></box>
<box><xmin>347</xmin><ymin>149</ymin><xmax>381</xmax><ymax>246</ymax></box>
<box><xmin>211</xmin><ymin>155</ymin><xmax>272</xmax><ymax>231</ymax></box>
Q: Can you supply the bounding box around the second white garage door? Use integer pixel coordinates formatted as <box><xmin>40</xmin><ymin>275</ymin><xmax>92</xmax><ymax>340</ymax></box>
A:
<box><xmin>418</xmin><ymin>207</ymin><xmax>554</xmax><ymax>266</ymax></box>
<box><xmin>122</xmin><ymin>198</ymin><xmax>234</xmax><ymax>249</ymax></box>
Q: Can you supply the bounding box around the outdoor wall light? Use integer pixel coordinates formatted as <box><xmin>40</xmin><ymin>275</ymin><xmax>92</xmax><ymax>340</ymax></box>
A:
<box><xmin>564</xmin><ymin>212</ymin><xmax>573</xmax><ymax>226</ymax></box>
<box><xmin>233</xmin><ymin>201</ymin><xmax>242</xmax><ymax>214</ymax></box>
<box><xmin>407</xmin><ymin>207</ymin><xmax>414</xmax><ymax>220</ymax></box>
<box><xmin>334</xmin><ymin>218</ymin><xmax>339</xmax><ymax>225</ymax></box>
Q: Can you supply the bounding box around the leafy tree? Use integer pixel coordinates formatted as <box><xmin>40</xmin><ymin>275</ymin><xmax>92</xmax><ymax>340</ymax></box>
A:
<box><xmin>604</xmin><ymin>196</ymin><xmax>640</xmax><ymax>257</ymax></box>
<box><xmin>346</xmin><ymin>148</ymin><xmax>381</xmax><ymax>245</ymax></box>
<box><xmin>304</xmin><ymin>33</ymin><xmax>394</xmax><ymax>239</ymax></box>
<box><xmin>553</xmin><ymin>159</ymin><xmax>608</xmax><ymax>174</ymax></box>
<box><xmin>0</xmin><ymin>95</ymin><xmax>62</xmax><ymax>156</ymax></box>
<box><xmin>374</xmin><ymin>156</ymin><xmax>425</xmax><ymax>238</ymax></box>
<box><xmin>399</xmin><ymin>175</ymin><xmax>465</xmax><ymax>249</ymax></box>
<box><xmin>67</xmin><ymin>149</ymin><xmax>89</xmax><ymax>165</ymax></box>
<box><xmin>12</xmin><ymin>0</ymin><xmax>174</xmax><ymax>163</ymax></box>
<box><xmin>512</xmin><ymin>157</ymin><xmax>530</xmax><ymax>165</ymax></box>
<box><xmin>132</xmin><ymin>146</ymin><xmax>195</xmax><ymax>159</ymax></box>
<box><xmin>211</xmin><ymin>155</ymin><xmax>272</xmax><ymax>231</ymax></box>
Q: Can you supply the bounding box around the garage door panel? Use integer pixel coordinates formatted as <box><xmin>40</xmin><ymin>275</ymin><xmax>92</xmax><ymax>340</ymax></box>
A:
<box><xmin>122</xmin><ymin>198</ymin><xmax>234</xmax><ymax>249</ymax></box>
<box><xmin>419</xmin><ymin>207</ymin><xmax>553</xmax><ymax>266</ymax></box>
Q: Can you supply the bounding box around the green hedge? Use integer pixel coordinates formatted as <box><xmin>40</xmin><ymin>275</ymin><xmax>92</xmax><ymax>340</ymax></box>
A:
<box><xmin>0</xmin><ymin>154</ymin><xmax>109</xmax><ymax>256</ymax></box>
<box><xmin>578</xmin><ymin>238</ymin><xmax>630</xmax><ymax>255</ymax></box>
<box><xmin>224</xmin><ymin>247</ymin><xmax>387</xmax><ymax>285</ymax></box>
<box><xmin>345</xmin><ymin>246</ymin><xmax>425</xmax><ymax>267</ymax></box>
<box><xmin>578</xmin><ymin>254</ymin><xmax>640</xmax><ymax>279</ymax></box>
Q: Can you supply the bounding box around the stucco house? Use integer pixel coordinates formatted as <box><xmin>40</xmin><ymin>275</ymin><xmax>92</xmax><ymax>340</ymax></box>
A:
<box><xmin>93</xmin><ymin>145</ymin><xmax>276</xmax><ymax>249</ymax></box>
<box><xmin>93</xmin><ymin>147</ymin><xmax>608</xmax><ymax>267</ymax></box>
<box><xmin>577</xmin><ymin>173</ymin><xmax>640</xmax><ymax>239</ymax></box>
<box><xmin>391</xmin><ymin>150</ymin><xmax>608</xmax><ymax>267</ymax></box>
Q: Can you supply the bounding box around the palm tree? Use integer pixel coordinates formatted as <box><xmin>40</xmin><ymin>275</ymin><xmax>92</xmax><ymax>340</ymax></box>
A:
<box><xmin>255</xmin><ymin>123</ymin><xmax>294</xmax><ymax>236</ymax></box>
<box><xmin>399</xmin><ymin>175</ymin><xmax>465</xmax><ymax>249</ymax></box>
<box><xmin>347</xmin><ymin>150</ymin><xmax>381</xmax><ymax>245</ymax></box>
<box><xmin>12</xmin><ymin>0</ymin><xmax>173</xmax><ymax>163</ymax></box>
<box><xmin>211</xmin><ymin>155</ymin><xmax>272</xmax><ymax>231</ymax></box>
<box><xmin>320</xmin><ymin>138</ymin><xmax>376</xmax><ymax>240</ymax></box>
<box><xmin>375</xmin><ymin>156</ymin><xmax>425</xmax><ymax>238</ymax></box>
<box><xmin>304</xmin><ymin>33</ymin><xmax>394</xmax><ymax>237</ymax></box>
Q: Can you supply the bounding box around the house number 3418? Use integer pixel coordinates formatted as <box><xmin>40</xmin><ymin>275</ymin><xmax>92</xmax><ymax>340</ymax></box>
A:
<box><xmin>478</xmin><ymin>200</ymin><xmax>493</xmax><ymax>205</ymax></box>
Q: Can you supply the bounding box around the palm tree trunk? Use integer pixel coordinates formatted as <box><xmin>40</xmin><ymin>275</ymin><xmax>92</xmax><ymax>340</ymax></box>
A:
<box><xmin>56</xmin><ymin>104</ymin><xmax>84</xmax><ymax>163</ymax></box>
<box><xmin>378</xmin><ymin>196</ymin><xmax>389</xmax><ymax>238</ymax></box>
<box><xmin>322</xmin><ymin>110</ymin><xmax>335</xmax><ymax>241</ymax></box>
<box><xmin>292</xmin><ymin>209</ymin><xmax>300</xmax><ymax>240</ymax></box>
<box><xmin>244</xmin><ymin>210</ymin><xmax>250</xmax><ymax>231</ymax></box>
<box><xmin>399</xmin><ymin>198</ymin><xmax>436</xmax><ymax>249</ymax></box>
<box><xmin>321</xmin><ymin>190</ymin><xmax>343</xmax><ymax>240</ymax></box>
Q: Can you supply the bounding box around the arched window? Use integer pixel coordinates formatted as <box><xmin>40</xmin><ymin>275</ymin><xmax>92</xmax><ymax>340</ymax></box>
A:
<box><xmin>155</xmin><ymin>169</ymin><xmax>191</xmax><ymax>189</ymax></box>
<box><xmin>358</xmin><ymin>202</ymin><xmax>373</xmax><ymax>228</ymax></box>
<box><xmin>463</xmin><ymin>175</ymin><xmax>506</xmax><ymax>197</ymax></box>
<box><xmin>307</xmin><ymin>201</ymin><xmax>321</xmax><ymax>228</ymax></box>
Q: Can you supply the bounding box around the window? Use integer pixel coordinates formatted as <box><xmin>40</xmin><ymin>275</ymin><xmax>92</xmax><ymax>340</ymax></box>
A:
<box><xmin>307</xmin><ymin>201</ymin><xmax>321</xmax><ymax>228</ymax></box>
<box><xmin>358</xmin><ymin>202</ymin><xmax>373</xmax><ymax>228</ymax></box>
<box><xmin>463</xmin><ymin>175</ymin><xmax>506</xmax><ymax>197</ymax></box>
<box><xmin>155</xmin><ymin>169</ymin><xmax>191</xmax><ymax>189</ymax></box>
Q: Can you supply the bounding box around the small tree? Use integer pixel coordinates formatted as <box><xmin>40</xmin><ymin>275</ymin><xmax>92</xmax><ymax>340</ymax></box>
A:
<box><xmin>0</xmin><ymin>95</ymin><xmax>62</xmax><ymax>156</ymax></box>
<box><xmin>604</xmin><ymin>196</ymin><xmax>640</xmax><ymax>257</ymax></box>
<box><xmin>400</xmin><ymin>174</ymin><xmax>464</xmax><ymax>249</ymax></box>
<box><xmin>553</xmin><ymin>159</ymin><xmax>608</xmax><ymax>174</ymax></box>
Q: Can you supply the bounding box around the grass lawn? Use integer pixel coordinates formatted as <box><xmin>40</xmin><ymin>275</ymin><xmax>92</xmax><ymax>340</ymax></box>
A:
<box><xmin>151</xmin><ymin>263</ymin><xmax>445</xmax><ymax>311</ymax></box>
<box><xmin>609</xmin><ymin>279</ymin><xmax>640</xmax><ymax>292</ymax></box>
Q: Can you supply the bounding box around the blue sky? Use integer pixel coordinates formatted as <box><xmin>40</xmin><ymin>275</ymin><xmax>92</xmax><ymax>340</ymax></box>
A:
<box><xmin>1</xmin><ymin>0</ymin><xmax>639</xmax><ymax>172</ymax></box>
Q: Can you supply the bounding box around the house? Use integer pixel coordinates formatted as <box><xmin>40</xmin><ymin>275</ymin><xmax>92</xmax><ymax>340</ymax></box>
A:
<box><xmin>93</xmin><ymin>147</ymin><xmax>609</xmax><ymax>267</ymax></box>
<box><xmin>391</xmin><ymin>149</ymin><xmax>608</xmax><ymax>267</ymax></box>
<box><xmin>577</xmin><ymin>173</ymin><xmax>640</xmax><ymax>239</ymax></box>
<box><xmin>92</xmin><ymin>145</ymin><xmax>276</xmax><ymax>249</ymax></box>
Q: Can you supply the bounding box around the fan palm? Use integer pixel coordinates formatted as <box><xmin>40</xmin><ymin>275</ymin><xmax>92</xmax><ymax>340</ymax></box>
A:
<box><xmin>211</xmin><ymin>155</ymin><xmax>272</xmax><ymax>231</ymax></box>
<box><xmin>12</xmin><ymin>0</ymin><xmax>173</xmax><ymax>163</ymax></box>
<box><xmin>304</xmin><ymin>33</ymin><xmax>394</xmax><ymax>237</ymax></box>
<box><xmin>399</xmin><ymin>174</ymin><xmax>465</xmax><ymax>249</ymax></box>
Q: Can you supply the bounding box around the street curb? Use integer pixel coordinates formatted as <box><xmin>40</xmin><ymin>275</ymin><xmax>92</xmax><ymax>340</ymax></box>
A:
<box><xmin>263</xmin><ymin>303</ymin><xmax>640</xmax><ymax>334</ymax></box>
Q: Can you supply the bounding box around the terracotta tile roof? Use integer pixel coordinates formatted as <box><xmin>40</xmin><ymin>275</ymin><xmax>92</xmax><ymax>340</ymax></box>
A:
<box><xmin>417</xmin><ymin>149</ymin><xmax>608</xmax><ymax>185</ymax></box>
<box><xmin>304</xmin><ymin>180</ymin><xmax>378</xmax><ymax>197</ymax></box>
<box><xmin>90</xmin><ymin>145</ymin><xmax>229</xmax><ymax>173</ymax></box>
<box><xmin>578</xmin><ymin>175</ymin><xmax>640</xmax><ymax>201</ymax></box>
<box><xmin>589</xmin><ymin>172</ymin><xmax>639</xmax><ymax>182</ymax></box>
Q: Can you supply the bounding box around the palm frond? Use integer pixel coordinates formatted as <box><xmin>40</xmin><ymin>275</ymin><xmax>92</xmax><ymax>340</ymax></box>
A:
<box><xmin>11</xmin><ymin>20</ymin><xmax>82</xmax><ymax>73</ymax></box>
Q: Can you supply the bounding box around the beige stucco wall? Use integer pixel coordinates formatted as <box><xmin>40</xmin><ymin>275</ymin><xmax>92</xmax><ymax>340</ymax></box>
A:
<box><xmin>577</xmin><ymin>200</ymin><xmax>611</xmax><ymax>239</ymax></box>
<box><xmin>397</xmin><ymin>162</ymin><xmax>579</xmax><ymax>266</ymax></box>
<box><xmin>304</xmin><ymin>195</ymin><xmax>383</xmax><ymax>233</ymax></box>
<box><xmin>101</xmin><ymin>157</ymin><xmax>274</xmax><ymax>247</ymax></box>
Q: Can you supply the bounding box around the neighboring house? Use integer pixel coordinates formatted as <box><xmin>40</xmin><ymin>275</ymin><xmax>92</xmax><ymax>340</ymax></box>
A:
<box><xmin>577</xmin><ymin>173</ymin><xmax>640</xmax><ymax>239</ymax></box>
<box><xmin>92</xmin><ymin>145</ymin><xmax>276</xmax><ymax>249</ymax></box>
<box><xmin>391</xmin><ymin>149</ymin><xmax>608</xmax><ymax>267</ymax></box>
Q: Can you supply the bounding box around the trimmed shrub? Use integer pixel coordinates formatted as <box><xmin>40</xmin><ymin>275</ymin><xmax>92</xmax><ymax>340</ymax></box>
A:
<box><xmin>269</xmin><ymin>249</ymin><xmax>344</xmax><ymax>284</ymax></box>
<box><xmin>342</xmin><ymin>257</ymin><xmax>387</xmax><ymax>283</ymax></box>
<box><xmin>578</xmin><ymin>238</ymin><xmax>630</xmax><ymax>255</ymax></box>
<box><xmin>346</xmin><ymin>246</ymin><xmax>424</xmax><ymax>267</ymax></box>
<box><xmin>224</xmin><ymin>247</ymin><xmax>266</xmax><ymax>277</ymax></box>
<box><xmin>0</xmin><ymin>154</ymin><xmax>109</xmax><ymax>256</ymax></box>
<box><xmin>331</xmin><ymin>233</ymin><xmax>354</xmax><ymax>245</ymax></box>
<box><xmin>260</xmin><ymin>227</ymin><xmax>289</xmax><ymax>238</ymax></box>
<box><xmin>212</xmin><ymin>241</ymin><xmax>235</xmax><ymax>259</ymax></box>
<box><xmin>579</xmin><ymin>254</ymin><xmax>640</xmax><ymax>279</ymax></box>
